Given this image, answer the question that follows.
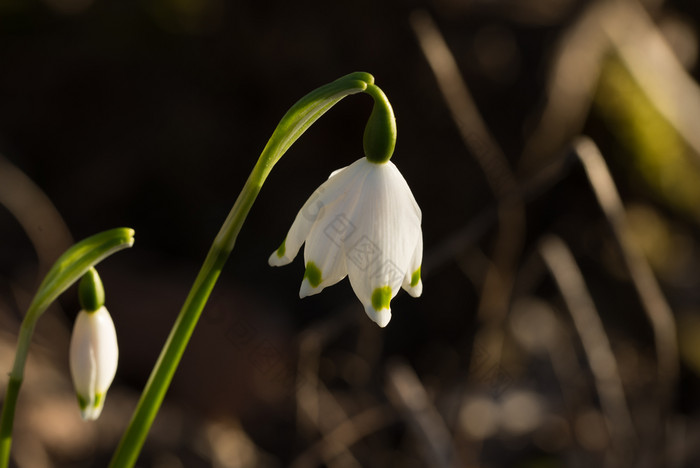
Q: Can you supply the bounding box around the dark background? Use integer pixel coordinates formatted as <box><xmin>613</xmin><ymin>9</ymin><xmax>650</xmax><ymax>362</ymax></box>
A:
<box><xmin>1</xmin><ymin>0</ymin><xmax>700</xmax><ymax>467</ymax></box>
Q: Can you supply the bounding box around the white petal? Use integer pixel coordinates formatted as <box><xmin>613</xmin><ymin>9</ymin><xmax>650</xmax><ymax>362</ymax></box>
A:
<box><xmin>298</xmin><ymin>187</ymin><xmax>365</xmax><ymax>297</ymax></box>
<box><xmin>269</xmin><ymin>158</ymin><xmax>370</xmax><ymax>266</ymax></box>
<box><xmin>268</xmin><ymin>246</ymin><xmax>294</xmax><ymax>266</ymax></box>
<box><xmin>92</xmin><ymin>308</ymin><xmax>118</xmax><ymax>389</ymax></box>
<box><xmin>270</xmin><ymin>156</ymin><xmax>423</xmax><ymax>327</ymax></box>
<box><xmin>81</xmin><ymin>404</ymin><xmax>102</xmax><ymax>421</ymax></box>
<box><xmin>268</xmin><ymin>194</ymin><xmax>321</xmax><ymax>266</ymax></box>
<box><xmin>299</xmin><ymin>246</ymin><xmax>347</xmax><ymax>298</ymax></box>
<box><xmin>345</xmin><ymin>161</ymin><xmax>422</xmax><ymax>315</ymax></box>
<box><xmin>364</xmin><ymin>304</ymin><xmax>392</xmax><ymax>328</ymax></box>
<box><xmin>298</xmin><ymin>278</ymin><xmax>316</xmax><ymax>298</ymax></box>
<box><xmin>402</xmin><ymin>233</ymin><xmax>423</xmax><ymax>297</ymax></box>
<box><xmin>69</xmin><ymin>306</ymin><xmax>118</xmax><ymax>420</ymax></box>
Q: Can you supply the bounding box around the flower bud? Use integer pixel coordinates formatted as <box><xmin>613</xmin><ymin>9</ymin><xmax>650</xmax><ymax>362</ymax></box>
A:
<box><xmin>69</xmin><ymin>269</ymin><xmax>118</xmax><ymax>420</ymax></box>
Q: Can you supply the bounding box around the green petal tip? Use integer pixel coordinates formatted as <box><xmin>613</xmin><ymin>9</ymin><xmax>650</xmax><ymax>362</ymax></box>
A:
<box><xmin>410</xmin><ymin>267</ymin><xmax>421</xmax><ymax>288</ymax></box>
<box><xmin>371</xmin><ymin>286</ymin><xmax>392</xmax><ymax>311</ymax></box>
<box><xmin>303</xmin><ymin>262</ymin><xmax>323</xmax><ymax>288</ymax></box>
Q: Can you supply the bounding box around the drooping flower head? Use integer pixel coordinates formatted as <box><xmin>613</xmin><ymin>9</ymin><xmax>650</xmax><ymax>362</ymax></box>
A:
<box><xmin>269</xmin><ymin>83</ymin><xmax>422</xmax><ymax>327</ymax></box>
<box><xmin>269</xmin><ymin>158</ymin><xmax>422</xmax><ymax>326</ymax></box>
<box><xmin>69</xmin><ymin>268</ymin><xmax>119</xmax><ymax>420</ymax></box>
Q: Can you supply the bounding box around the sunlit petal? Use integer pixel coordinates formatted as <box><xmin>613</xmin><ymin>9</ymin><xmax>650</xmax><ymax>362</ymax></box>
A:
<box><xmin>402</xmin><ymin>234</ymin><xmax>423</xmax><ymax>298</ymax></box>
<box><xmin>270</xmin><ymin>157</ymin><xmax>423</xmax><ymax>327</ymax></box>
<box><xmin>365</xmin><ymin>304</ymin><xmax>392</xmax><ymax>328</ymax></box>
<box><xmin>269</xmin><ymin>159</ymin><xmax>368</xmax><ymax>266</ymax></box>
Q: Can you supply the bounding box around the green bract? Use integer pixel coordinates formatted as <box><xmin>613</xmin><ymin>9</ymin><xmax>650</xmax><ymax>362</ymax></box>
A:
<box><xmin>363</xmin><ymin>84</ymin><xmax>397</xmax><ymax>164</ymax></box>
<box><xmin>79</xmin><ymin>267</ymin><xmax>106</xmax><ymax>313</ymax></box>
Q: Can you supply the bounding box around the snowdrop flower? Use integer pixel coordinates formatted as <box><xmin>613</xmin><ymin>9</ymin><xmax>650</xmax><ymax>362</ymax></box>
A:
<box><xmin>69</xmin><ymin>268</ymin><xmax>118</xmax><ymax>420</ymax></box>
<box><xmin>269</xmin><ymin>83</ymin><xmax>422</xmax><ymax>327</ymax></box>
<box><xmin>269</xmin><ymin>156</ymin><xmax>422</xmax><ymax>327</ymax></box>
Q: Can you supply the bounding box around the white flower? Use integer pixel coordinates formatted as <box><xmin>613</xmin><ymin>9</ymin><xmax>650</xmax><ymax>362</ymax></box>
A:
<box><xmin>69</xmin><ymin>305</ymin><xmax>119</xmax><ymax>420</ymax></box>
<box><xmin>269</xmin><ymin>157</ymin><xmax>422</xmax><ymax>327</ymax></box>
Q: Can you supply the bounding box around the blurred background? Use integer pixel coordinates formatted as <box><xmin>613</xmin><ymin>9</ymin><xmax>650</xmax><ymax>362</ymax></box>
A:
<box><xmin>1</xmin><ymin>0</ymin><xmax>700</xmax><ymax>466</ymax></box>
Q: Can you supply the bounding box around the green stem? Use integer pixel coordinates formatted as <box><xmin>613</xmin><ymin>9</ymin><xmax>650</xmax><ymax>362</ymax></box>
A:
<box><xmin>0</xmin><ymin>228</ymin><xmax>134</xmax><ymax>468</ymax></box>
<box><xmin>0</xmin><ymin>320</ymin><xmax>36</xmax><ymax>468</ymax></box>
<box><xmin>0</xmin><ymin>379</ymin><xmax>20</xmax><ymax>468</ymax></box>
<box><xmin>109</xmin><ymin>73</ymin><xmax>372</xmax><ymax>468</ymax></box>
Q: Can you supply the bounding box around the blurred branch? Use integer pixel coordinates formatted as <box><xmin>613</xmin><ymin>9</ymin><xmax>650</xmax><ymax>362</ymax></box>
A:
<box><xmin>575</xmin><ymin>137</ymin><xmax>678</xmax><ymax>402</ymax></box>
<box><xmin>521</xmin><ymin>0</ymin><xmax>700</xmax><ymax>176</ymax></box>
<box><xmin>519</xmin><ymin>1</ymin><xmax>609</xmax><ymax>174</ymax></box>
<box><xmin>296</xmin><ymin>330</ymin><xmax>364</xmax><ymax>468</ymax></box>
<box><xmin>599</xmin><ymin>0</ymin><xmax>700</xmax><ymax>161</ymax></box>
<box><xmin>0</xmin><ymin>154</ymin><xmax>73</xmax><ymax>274</ymax></box>
<box><xmin>594</xmin><ymin>52</ymin><xmax>700</xmax><ymax>224</ymax></box>
<box><xmin>423</xmin><ymin>147</ymin><xmax>577</xmax><ymax>278</ymax></box>
<box><xmin>409</xmin><ymin>10</ymin><xmax>519</xmax><ymax>200</ymax></box>
<box><xmin>410</xmin><ymin>9</ymin><xmax>525</xmax><ymax>388</ymax></box>
<box><xmin>290</xmin><ymin>405</ymin><xmax>395</xmax><ymax>468</ymax></box>
<box><xmin>385</xmin><ymin>360</ymin><xmax>463</xmax><ymax>468</ymax></box>
<box><xmin>539</xmin><ymin>235</ymin><xmax>637</xmax><ymax>466</ymax></box>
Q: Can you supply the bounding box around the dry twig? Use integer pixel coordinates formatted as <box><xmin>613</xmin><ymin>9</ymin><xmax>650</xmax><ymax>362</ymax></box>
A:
<box><xmin>540</xmin><ymin>235</ymin><xmax>637</xmax><ymax>467</ymax></box>
<box><xmin>574</xmin><ymin>137</ymin><xmax>678</xmax><ymax>401</ymax></box>
<box><xmin>385</xmin><ymin>359</ymin><xmax>462</xmax><ymax>468</ymax></box>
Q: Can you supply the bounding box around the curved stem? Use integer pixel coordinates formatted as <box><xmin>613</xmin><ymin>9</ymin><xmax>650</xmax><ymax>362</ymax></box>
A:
<box><xmin>0</xmin><ymin>228</ymin><xmax>135</xmax><ymax>468</ymax></box>
<box><xmin>109</xmin><ymin>73</ymin><xmax>371</xmax><ymax>468</ymax></box>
